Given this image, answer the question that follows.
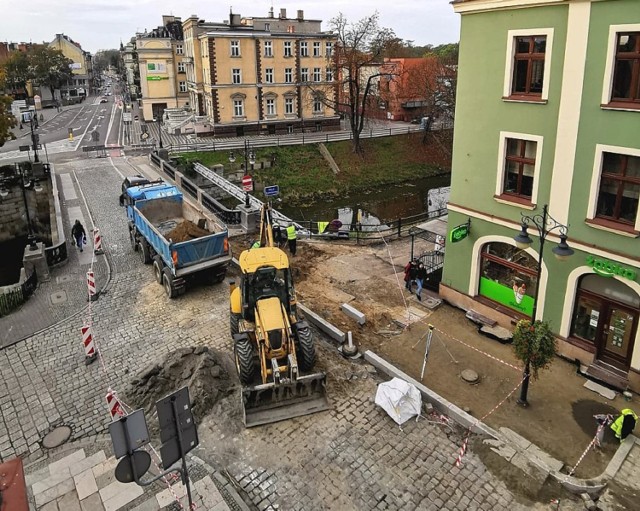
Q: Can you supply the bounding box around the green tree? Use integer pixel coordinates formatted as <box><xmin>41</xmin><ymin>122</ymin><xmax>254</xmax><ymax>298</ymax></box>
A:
<box><xmin>0</xmin><ymin>94</ymin><xmax>17</xmax><ymax>146</ymax></box>
<box><xmin>2</xmin><ymin>50</ymin><xmax>32</xmax><ymax>95</ymax></box>
<box><xmin>512</xmin><ymin>319</ymin><xmax>557</xmax><ymax>380</ymax></box>
<box><xmin>29</xmin><ymin>47</ymin><xmax>73</xmax><ymax>101</ymax></box>
<box><xmin>94</xmin><ymin>49</ymin><xmax>121</xmax><ymax>75</ymax></box>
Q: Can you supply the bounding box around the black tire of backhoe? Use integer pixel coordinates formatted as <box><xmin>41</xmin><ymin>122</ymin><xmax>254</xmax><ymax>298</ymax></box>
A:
<box><xmin>297</xmin><ymin>326</ymin><xmax>316</xmax><ymax>372</ymax></box>
<box><xmin>230</xmin><ymin>313</ymin><xmax>240</xmax><ymax>337</ymax></box>
<box><xmin>235</xmin><ymin>337</ymin><xmax>256</xmax><ymax>385</ymax></box>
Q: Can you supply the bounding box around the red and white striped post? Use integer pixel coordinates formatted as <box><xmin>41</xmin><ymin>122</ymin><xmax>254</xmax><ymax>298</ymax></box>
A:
<box><xmin>81</xmin><ymin>325</ymin><xmax>97</xmax><ymax>365</ymax></box>
<box><xmin>105</xmin><ymin>388</ymin><xmax>126</xmax><ymax>420</ymax></box>
<box><xmin>86</xmin><ymin>270</ymin><xmax>98</xmax><ymax>302</ymax></box>
<box><xmin>93</xmin><ymin>228</ymin><xmax>103</xmax><ymax>255</ymax></box>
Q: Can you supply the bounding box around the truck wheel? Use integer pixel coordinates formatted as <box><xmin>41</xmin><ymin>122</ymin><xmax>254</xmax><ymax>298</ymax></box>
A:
<box><xmin>162</xmin><ymin>268</ymin><xmax>178</xmax><ymax>299</ymax></box>
<box><xmin>152</xmin><ymin>256</ymin><xmax>164</xmax><ymax>284</ymax></box>
<box><xmin>230</xmin><ymin>312</ymin><xmax>241</xmax><ymax>336</ymax></box>
<box><xmin>234</xmin><ymin>336</ymin><xmax>256</xmax><ymax>385</ymax></box>
<box><xmin>139</xmin><ymin>240</ymin><xmax>151</xmax><ymax>264</ymax></box>
<box><xmin>296</xmin><ymin>326</ymin><xmax>316</xmax><ymax>372</ymax></box>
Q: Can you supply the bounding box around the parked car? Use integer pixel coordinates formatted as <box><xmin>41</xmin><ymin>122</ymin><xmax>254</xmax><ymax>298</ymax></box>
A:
<box><xmin>100</xmin><ymin>97</ymin><xmax>108</xmax><ymax>103</ymax></box>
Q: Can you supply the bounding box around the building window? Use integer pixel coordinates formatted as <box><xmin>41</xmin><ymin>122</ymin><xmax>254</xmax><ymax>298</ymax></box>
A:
<box><xmin>179</xmin><ymin>81</ymin><xmax>187</xmax><ymax>92</ymax></box>
<box><xmin>301</xmin><ymin>68</ymin><xmax>309</xmax><ymax>82</ymax></box>
<box><xmin>265</xmin><ymin>68</ymin><xmax>274</xmax><ymax>83</ymax></box>
<box><xmin>313</xmin><ymin>98</ymin><xmax>323</xmax><ymax>113</ymax></box>
<box><xmin>595</xmin><ymin>152</ymin><xmax>640</xmax><ymax>225</ymax></box>
<box><xmin>325</xmin><ymin>42</ymin><xmax>333</xmax><ymax>58</ymax></box>
<box><xmin>176</xmin><ymin>44</ymin><xmax>184</xmax><ymax>55</ymax></box>
<box><xmin>266</xmin><ymin>98</ymin><xmax>276</xmax><ymax>116</ymax></box>
<box><xmin>265</xmin><ymin>23</ymin><xmax>270</xmax><ymax>31</ymax></box>
<box><xmin>479</xmin><ymin>242</ymin><xmax>538</xmax><ymax>316</ymax></box>
<box><xmin>285</xmin><ymin>97</ymin><xmax>294</xmax><ymax>114</ymax></box>
<box><xmin>504</xmin><ymin>29</ymin><xmax>553</xmax><ymax>101</ymax></box>
<box><xmin>231</xmin><ymin>40</ymin><xmax>240</xmax><ymax>57</ymax></box>
<box><xmin>313</xmin><ymin>42</ymin><xmax>321</xmax><ymax>57</ymax></box>
<box><xmin>264</xmin><ymin>41</ymin><xmax>273</xmax><ymax>57</ymax></box>
<box><xmin>285</xmin><ymin>68</ymin><xmax>293</xmax><ymax>83</ymax></box>
<box><xmin>326</xmin><ymin>67</ymin><xmax>333</xmax><ymax>82</ymax></box>
<box><xmin>503</xmin><ymin>138</ymin><xmax>537</xmax><ymax>199</ymax></box>
<box><xmin>300</xmin><ymin>41</ymin><xmax>308</xmax><ymax>57</ymax></box>
<box><xmin>177</xmin><ymin>62</ymin><xmax>185</xmax><ymax>73</ymax></box>
<box><xmin>287</xmin><ymin>124</ymin><xmax>294</xmax><ymax>134</ymax></box>
<box><xmin>284</xmin><ymin>41</ymin><xmax>292</xmax><ymax>57</ymax></box>
<box><xmin>232</xmin><ymin>69</ymin><xmax>241</xmax><ymax>84</ymax></box>
<box><xmin>313</xmin><ymin>68</ymin><xmax>321</xmax><ymax>82</ymax></box>
<box><xmin>611</xmin><ymin>32</ymin><xmax>640</xmax><ymax>104</ymax></box>
<box><xmin>233</xmin><ymin>99</ymin><xmax>244</xmax><ymax>117</ymax></box>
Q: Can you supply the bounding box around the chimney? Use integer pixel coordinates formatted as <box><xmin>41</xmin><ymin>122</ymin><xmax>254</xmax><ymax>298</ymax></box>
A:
<box><xmin>297</xmin><ymin>10</ymin><xmax>304</xmax><ymax>20</ymax></box>
<box><xmin>269</xmin><ymin>7</ymin><xmax>274</xmax><ymax>18</ymax></box>
<box><xmin>280</xmin><ymin>8</ymin><xmax>286</xmax><ymax>19</ymax></box>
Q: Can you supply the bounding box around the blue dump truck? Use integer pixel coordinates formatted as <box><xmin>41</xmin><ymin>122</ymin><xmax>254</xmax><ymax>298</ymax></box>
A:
<box><xmin>121</xmin><ymin>178</ymin><xmax>231</xmax><ymax>298</ymax></box>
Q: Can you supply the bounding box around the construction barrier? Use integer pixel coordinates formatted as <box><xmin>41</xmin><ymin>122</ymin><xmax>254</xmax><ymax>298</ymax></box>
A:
<box><xmin>86</xmin><ymin>270</ymin><xmax>98</xmax><ymax>302</ymax></box>
<box><xmin>81</xmin><ymin>325</ymin><xmax>97</xmax><ymax>365</ymax></box>
<box><xmin>105</xmin><ymin>388</ymin><xmax>125</xmax><ymax>420</ymax></box>
<box><xmin>93</xmin><ymin>228</ymin><xmax>103</xmax><ymax>255</ymax></box>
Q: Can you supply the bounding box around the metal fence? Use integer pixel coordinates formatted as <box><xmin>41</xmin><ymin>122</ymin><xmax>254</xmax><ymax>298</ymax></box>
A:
<box><xmin>0</xmin><ymin>269</ymin><xmax>38</xmax><ymax>317</ymax></box>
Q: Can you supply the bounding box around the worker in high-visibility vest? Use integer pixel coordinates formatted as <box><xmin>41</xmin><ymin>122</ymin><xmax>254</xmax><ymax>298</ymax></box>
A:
<box><xmin>286</xmin><ymin>223</ymin><xmax>297</xmax><ymax>257</ymax></box>
<box><xmin>250</xmin><ymin>240</ymin><xmax>260</xmax><ymax>249</ymax></box>
<box><xmin>611</xmin><ymin>408</ymin><xmax>638</xmax><ymax>441</ymax></box>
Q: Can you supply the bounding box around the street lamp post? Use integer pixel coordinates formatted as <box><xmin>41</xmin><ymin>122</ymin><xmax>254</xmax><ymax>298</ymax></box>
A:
<box><xmin>15</xmin><ymin>163</ymin><xmax>42</xmax><ymax>251</ymax></box>
<box><xmin>23</xmin><ymin>112</ymin><xmax>40</xmax><ymax>163</ymax></box>
<box><xmin>154</xmin><ymin>115</ymin><xmax>164</xmax><ymax>149</ymax></box>
<box><xmin>513</xmin><ymin>204</ymin><xmax>574</xmax><ymax>406</ymax></box>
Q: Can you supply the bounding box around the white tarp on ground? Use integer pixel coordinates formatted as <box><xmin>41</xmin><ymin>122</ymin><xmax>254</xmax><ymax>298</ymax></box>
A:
<box><xmin>375</xmin><ymin>377</ymin><xmax>422</xmax><ymax>425</ymax></box>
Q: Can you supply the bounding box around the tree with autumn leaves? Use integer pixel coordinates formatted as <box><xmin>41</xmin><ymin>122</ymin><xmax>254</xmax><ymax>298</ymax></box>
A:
<box><xmin>0</xmin><ymin>67</ymin><xmax>17</xmax><ymax>147</ymax></box>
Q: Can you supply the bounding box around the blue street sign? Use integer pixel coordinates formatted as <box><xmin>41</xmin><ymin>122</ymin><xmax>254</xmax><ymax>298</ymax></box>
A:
<box><xmin>264</xmin><ymin>185</ymin><xmax>279</xmax><ymax>197</ymax></box>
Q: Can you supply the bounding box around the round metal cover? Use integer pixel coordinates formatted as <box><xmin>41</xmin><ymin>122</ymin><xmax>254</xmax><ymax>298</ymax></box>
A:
<box><xmin>115</xmin><ymin>451</ymin><xmax>151</xmax><ymax>483</ymax></box>
<box><xmin>461</xmin><ymin>369</ymin><xmax>479</xmax><ymax>384</ymax></box>
<box><xmin>42</xmin><ymin>426</ymin><xmax>72</xmax><ymax>449</ymax></box>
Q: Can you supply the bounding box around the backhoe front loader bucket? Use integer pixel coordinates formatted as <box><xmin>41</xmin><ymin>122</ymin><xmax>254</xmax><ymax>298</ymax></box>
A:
<box><xmin>241</xmin><ymin>372</ymin><xmax>330</xmax><ymax>427</ymax></box>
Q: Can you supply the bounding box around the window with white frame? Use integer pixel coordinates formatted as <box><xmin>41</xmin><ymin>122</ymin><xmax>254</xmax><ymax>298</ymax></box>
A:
<box><xmin>266</xmin><ymin>98</ymin><xmax>276</xmax><ymax>116</ymax></box>
<box><xmin>313</xmin><ymin>42</ymin><xmax>321</xmax><ymax>57</ymax></box>
<box><xmin>231</xmin><ymin>40</ymin><xmax>240</xmax><ymax>57</ymax></box>
<box><xmin>179</xmin><ymin>81</ymin><xmax>187</xmax><ymax>92</ymax></box>
<box><xmin>285</xmin><ymin>68</ymin><xmax>293</xmax><ymax>83</ymax></box>
<box><xmin>313</xmin><ymin>68</ymin><xmax>321</xmax><ymax>82</ymax></box>
<box><xmin>602</xmin><ymin>26</ymin><xmax>640</xmax><ymax>108</ymax></box>
<box><xmin>325</xmin><ymin>42</ymin><xmax>333</xmax><ymax>58</ymax></box>
<box><xmin>587</xmin><ymin>145</ymin><xmax>640</xmax><ymax>230</ymax></box>
<box><xmin>326</xmin><ymin>67</ymin><xmax>333</xmax><ymax>82</ymax></box>
<box><xmin>265</xmin><ymin>68</ymin><xmax>274</xmax><ymax>83</ymax></box>
<box><xmin>233</xmin><ymin>99</ymin><xmax>244</xmax><ymax>117</ymax></box>
<box><xmin>177</xmin><ymin>62</ymin><xmax>185</xmax><ymax>73</ymax></box>
<box><xmin>265</xmin><ymin>23</ymin><xmax>270</xmax><ymax>32</ymax></box>
<box><xmin>301</xmin><ymin>68</ymin><xmax>309</xmax><ymax>82</ymax></box>
<box><xmin>264</xmin><ymin>41</ymin><xmax>273</xmax><ymax>57</ymax></box>
<box><xmin>313</xmin><ymin>98</ymin><xmax>323</xmax><ymax>113</ymax></box>
<box><xmin>300</xmin><ymin>41</ymin><xmax>308</xmax><ymax>57</ymax></box>
<box><xmin>495</xmin><ymin>132</ymin><xmax>543</xmax><ymax>205</ymax></box>
<box><xmin>503</xmin><ymin>29</ymin><xmax>553</xmax><ymax>101</ymax></box>
<box><xmin>284</xmin><ymin>41</ymin><xmax>292</xmax><ymax>57</ymax></box>
<box><xmin>232</xmin><ymin>69</ymin><xmax>241</xmax><ymax>84</ymax></box>
<box><xmin>285</xmin><ymin>97</ymin><xmax>294</xmax><ymax>115</ymax></box>
<box><xmin>176</xmin><ymin>44</ymin><xmax>184</xmax><ymax>55</ymax></box>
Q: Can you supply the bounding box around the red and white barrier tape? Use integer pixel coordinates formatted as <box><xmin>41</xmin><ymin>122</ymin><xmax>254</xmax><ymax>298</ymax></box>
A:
<box><xmin>568</xmin><ymin>415</ymin><xmax>614</xmax><ymax>477</ymax></box>
<box><xmin>435</xmin><ymin>328</ymin><xmax>521</xmax><ymax>371</ymax></box>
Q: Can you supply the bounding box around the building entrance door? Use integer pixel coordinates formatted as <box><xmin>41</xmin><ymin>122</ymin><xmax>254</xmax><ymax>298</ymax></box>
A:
<box><xmin>597</xmin><ymin>304</ymin><xmax>637</xmax><ymax>370</ymax></box>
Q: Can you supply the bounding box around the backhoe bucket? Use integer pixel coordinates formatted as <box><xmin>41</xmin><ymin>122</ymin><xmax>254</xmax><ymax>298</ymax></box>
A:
<box><xmin>241</xmin><ymin>372</ymin><xmax>330</xmax><ymax>427</ymax></box>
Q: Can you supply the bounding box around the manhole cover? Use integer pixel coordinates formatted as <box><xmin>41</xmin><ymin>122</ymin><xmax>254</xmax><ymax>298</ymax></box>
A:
<box><xmin>50</xmin><ymin>290</ymin><xmax>68</xmax><ymax>305</ymax></box>
<box><xmin>461</xmin><ymin>369</ymin><xmax>479</xmax><ymax>384</ymax></box>
<box><xmin>56</xmin><ymin>275</ymin><xmax>73</xmax><ymax>283</ymax></box>
<box><xmin>42</xmin><ymin>426</ymin><xmax>72</xmax><ymax>449</ymax></box>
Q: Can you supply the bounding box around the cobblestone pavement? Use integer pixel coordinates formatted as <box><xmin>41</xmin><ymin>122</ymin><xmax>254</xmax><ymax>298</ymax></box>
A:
<box><xmin>0</xmin><ymin>154</ymin><xmax>585</xmax><ymax>510</ymax></box>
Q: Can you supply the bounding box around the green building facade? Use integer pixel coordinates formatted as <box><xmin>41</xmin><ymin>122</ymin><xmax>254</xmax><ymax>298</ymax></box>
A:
<box><xmin>444</xmin><ymin>0</ymin><xmax>640</xmax><ymax>390</ymax></box>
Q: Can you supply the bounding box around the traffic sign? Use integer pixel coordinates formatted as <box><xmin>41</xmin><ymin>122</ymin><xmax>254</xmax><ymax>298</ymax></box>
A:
<box><xmin>242</xmin><ymin>175</ymin><xmax>253</xmax><ymax>192</ymax></box>
<box><xmin>19</xmin><ymin>145</ymin><xmax>30</xmax><ymax>152</ymax></box>
<box><xmin>264</xmin><ymin>185</ymin><xmax>279</xmax><ymax>197</ymax></box>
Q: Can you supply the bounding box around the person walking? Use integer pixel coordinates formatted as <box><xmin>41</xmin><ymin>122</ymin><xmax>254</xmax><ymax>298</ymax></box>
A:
<box><xmin>286</xmin><ymin>222</ymin><xmax>297</xmax><ymax>256</ymax></box>
<box><xmin>404</xmin><ymin>259</ymin><xmax>418</xmax><ymax>293</ymax></box>
<box><xmin>415</xmin><ymin>262</ymin><xmax>427</xmax><ymax>302</ymax></box>
<box><xmin>71</xmin><ymin>220</ymin><xmax>86</xmax><ymax>252</ymax></box>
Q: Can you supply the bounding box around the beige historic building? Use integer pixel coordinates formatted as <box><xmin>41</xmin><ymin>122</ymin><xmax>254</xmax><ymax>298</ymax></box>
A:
<box><xmin>182</xmin><ymin>8</ymin><xmax>339</xmax><ymax>137</ymax></box>
<box><xmin>136</xmin><ymin>16</ymin><xmax>189</xmax><ymax>121</ymax></box>
<box><xmin>49</xmin><ymin>34</ymin><xmax>95</xmax><ymax>98</ymax></box>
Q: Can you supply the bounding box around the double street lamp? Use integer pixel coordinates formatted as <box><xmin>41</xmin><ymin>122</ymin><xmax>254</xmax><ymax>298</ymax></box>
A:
<box><xmin>22</xmin><ymin>111</ymin><xmax>41</xmax><ymax>163</ymax></box>
<box><xmin>0</xmin><ymin>163</ymin><xmax>43</xmax><ymax>250</ymax></box>
<box><xmin>513</xmin><ymin>204</ymin><xmax>574</xmax><ymax>406</ymax></box>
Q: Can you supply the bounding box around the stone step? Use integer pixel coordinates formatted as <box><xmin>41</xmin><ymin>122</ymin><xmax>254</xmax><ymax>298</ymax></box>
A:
<box><xmin>586</xmin><ymin>361</ymin><xmax>629</xmax><ymax>391</ymax></box>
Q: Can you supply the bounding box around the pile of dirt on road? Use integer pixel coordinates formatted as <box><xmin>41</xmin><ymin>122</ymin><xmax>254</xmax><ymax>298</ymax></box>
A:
<box><xmin>124</xmin><ymin>347</ymin><xmax>234</xmax><ymax>427</ymax></box>
<box><xmin>166</xmin><ymin>220</ymin><xmax>210</xmax><ymax>243</ymax></box>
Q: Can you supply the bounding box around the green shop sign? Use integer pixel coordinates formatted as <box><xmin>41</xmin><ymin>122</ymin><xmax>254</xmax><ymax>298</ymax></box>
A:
<box><xmin>147</xmin><ymin>76</ymin><xmax>169</xmax><ymax>81</ymax></box>
<box><xmin>449</xmin><ymin>219</ymin><xmax>471</xmax><ymax>243</ymax></box>
<box><xmin>479</xmin><ymin>277</ymin><xmax>534</xmax><ymax>316</ymax></box>
<box><xmin>586</xmin><ymin>256</ymin><xmax>637</xmax><ymax>281</ymax></box>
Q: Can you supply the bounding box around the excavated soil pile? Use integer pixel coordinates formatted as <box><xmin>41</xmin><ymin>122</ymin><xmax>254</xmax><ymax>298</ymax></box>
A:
<box><xmin>124</xmin><ymin>346</ymin><xmax>234</xmax><ymax>429</ymax></box>
<box><xmin>166</xmin><ymin>220</ymin><xmax>210</xmax><ymax>243</ymax></box>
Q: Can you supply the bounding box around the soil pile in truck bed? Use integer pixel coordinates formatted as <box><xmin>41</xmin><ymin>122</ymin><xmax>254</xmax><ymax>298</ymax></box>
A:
<box><xmin>166</xmin><ymin>220</ymin><xmax>210</xmax><ymax>243</ymax></box>
<box><xmin>124</xmin><ymin>346</ymin><xmax>234</xmax><ymax>431</ymax></box>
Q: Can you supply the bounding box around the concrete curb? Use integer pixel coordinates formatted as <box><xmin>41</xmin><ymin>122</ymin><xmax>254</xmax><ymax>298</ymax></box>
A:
<box><xmin>299</xmin><ymin>303</ymin><xmax>346</xmax><ymax>344</ymax></box>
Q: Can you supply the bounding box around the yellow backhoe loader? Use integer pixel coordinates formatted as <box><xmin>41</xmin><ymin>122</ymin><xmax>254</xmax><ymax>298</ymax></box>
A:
<box><xmin>229</xmin><ymin>205</ymin><xmax>329</xmax><ymax>427</ymax></box>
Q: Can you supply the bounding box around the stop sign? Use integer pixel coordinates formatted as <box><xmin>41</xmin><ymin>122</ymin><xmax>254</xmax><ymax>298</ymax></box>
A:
<box><xmin>242</xmin><ymin>175</ymin><xmax>253</xmax><ymax>192</ymax></box>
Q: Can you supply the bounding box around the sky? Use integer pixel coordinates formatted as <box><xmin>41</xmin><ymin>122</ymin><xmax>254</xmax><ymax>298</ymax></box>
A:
<box><xmin>0</xmin><ymin>0</ymin><xmax>460</xmax><ymax>54</ymax></box>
